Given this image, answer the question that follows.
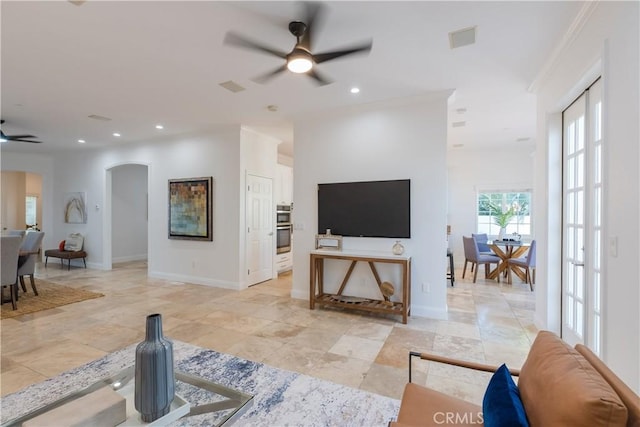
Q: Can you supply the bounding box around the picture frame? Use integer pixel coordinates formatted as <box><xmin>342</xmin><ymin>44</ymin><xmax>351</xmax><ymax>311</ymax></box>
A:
<box><xmin>64</xmin><ymin>192</ymin><xmax>87</xmax><ymax>224</ymax></box>
<box><xmin>168</xmin><ymin>177</ymin><xmax>213</xmax><ymax>241</ymax></box>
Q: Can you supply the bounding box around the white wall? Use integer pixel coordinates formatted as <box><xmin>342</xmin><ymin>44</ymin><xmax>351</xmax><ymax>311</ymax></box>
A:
<box><xmin>535</xmin><ymin>2</ymin><xmax>639</xmax><ymax>391</ymax></box>
<box><xmin>112</xmin><ymin>164</ymin><xmax>148</xmax><ymax>262</ymax></box>
<box><xmin>292</xmin><ymin>93</ymin><xmax>451</xmax><ymax>319</ymax></box>
<box><xmin>45</xmin><ymin>125</ymin><xmax>244</xmax><ymax>288</ymax></box>
<box><xmin>447</xmin><ymin>147</ymin><xmax>535</xmax><ymax>268</ymax></box>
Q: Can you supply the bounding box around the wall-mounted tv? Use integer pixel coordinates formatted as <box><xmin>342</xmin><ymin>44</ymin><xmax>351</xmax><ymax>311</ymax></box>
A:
<box><xmin>317</xmin><ymin>179</ymin><xmax>410</xmax><ymax>238</ymax></box>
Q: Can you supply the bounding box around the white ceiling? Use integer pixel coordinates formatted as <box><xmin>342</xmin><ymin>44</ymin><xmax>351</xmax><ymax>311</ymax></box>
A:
<box><xmin>0</xmin><ymin>1</ymin><xmax>584</xmax><ymax>157</ymax></box>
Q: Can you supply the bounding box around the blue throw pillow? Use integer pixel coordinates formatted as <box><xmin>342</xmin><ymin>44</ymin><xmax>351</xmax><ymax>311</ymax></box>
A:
<box><xmin>482</xmin><ymin>363</ymin><xmax>529</xmax><ymax>427</ymax></box>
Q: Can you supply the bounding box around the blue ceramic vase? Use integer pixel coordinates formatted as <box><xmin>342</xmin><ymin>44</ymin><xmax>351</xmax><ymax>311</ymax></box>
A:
<box><xmin>134</xmin><ymin>313</ymin><xmax>175</xmax><ymax>422</ymax></box>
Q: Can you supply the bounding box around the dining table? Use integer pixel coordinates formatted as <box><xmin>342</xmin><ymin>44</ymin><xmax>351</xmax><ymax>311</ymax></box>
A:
<box><xmin>487</xmin><ymin>240</ymin><xmax>530</xmax><ymax>283</ymax></box>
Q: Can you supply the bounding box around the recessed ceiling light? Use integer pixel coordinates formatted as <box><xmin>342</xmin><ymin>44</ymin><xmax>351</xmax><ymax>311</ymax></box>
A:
<box><xmin>452</xmin><ymin>121</ymin><xmax>466</xmax><ymax>128</ymax></box>
<box><xmin>155</xmin><ymin>124</ymin><xmax>164</xmax><ymax>130</ymax></box>
<box><xmin>455</xmin><ymin>107</ymin><xmax>467</xmax><ymax>114</ymax></box>
<box><xmin>78</xmin><ymin>139</ymin><xmax>86</xmax><ymax>144</ymax></box>
<box><xmin>267</xmin><ymin>105</ymin><xmax>278</xmax><ymax>112</ymax></box>
<box><xmin>350</xmin><ymin>87</ymin><xmax>360</xmax><ymax>94</ymax></box>
<box><xmin>516</xmin><ymin>137</ymin><xmax>531</xmax><ymax>142</ymax></box>
<box><xmin>453</xmin><ymin>143</ymin><xmax>464</xmax><ymax>148</ymax></box>
<box><xmin>113</xmin><ymin>133</ymin><xmax>121</xmax><ymax>137</ymax></box>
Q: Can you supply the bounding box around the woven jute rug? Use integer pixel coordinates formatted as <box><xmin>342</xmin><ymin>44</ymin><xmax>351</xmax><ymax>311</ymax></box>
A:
<box><xmin>1</xmin><ymin>280</ymin><xmax>104</xmax><ymax>319</ymax></box>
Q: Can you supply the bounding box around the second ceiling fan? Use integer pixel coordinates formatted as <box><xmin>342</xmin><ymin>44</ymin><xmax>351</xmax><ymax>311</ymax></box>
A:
<box><xmin>224</xmin><ymin>2</ymin><xmax>372</xmax><ymax>86</ymax></box>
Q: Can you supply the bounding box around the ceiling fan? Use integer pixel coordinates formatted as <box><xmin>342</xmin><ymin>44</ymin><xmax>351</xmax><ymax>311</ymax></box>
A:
<box><xmin>224</xmin><ymin>2</ymin><xmax>372</xmax><ymax>86</ymax></box>
<box><xmin>0</xmin><ymin>120</ymin><xmax>41</xmax><ymax>143</ymax></box>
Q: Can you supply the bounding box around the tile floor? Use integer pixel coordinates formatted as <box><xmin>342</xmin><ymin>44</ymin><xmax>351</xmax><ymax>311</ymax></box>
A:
<box><xmin>0</xmin><ymin>261</ymin><xmax>537</xmax><ymax>405</ymax></box>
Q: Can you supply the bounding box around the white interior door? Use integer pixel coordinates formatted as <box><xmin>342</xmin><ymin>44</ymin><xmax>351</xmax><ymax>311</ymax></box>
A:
<box><xmin>561</xmin><ymin>78</ymin><xmax>603</xmax><ymax>354</ymax></box>
<box><xmin>246</xmin><ymin>174</ymin><xmax>273</xmax><ymax>286</ymax></box>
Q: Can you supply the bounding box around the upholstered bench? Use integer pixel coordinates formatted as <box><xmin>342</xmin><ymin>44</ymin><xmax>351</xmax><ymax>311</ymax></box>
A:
<box><xmin>44</xmin><ymin>249</ymin><xmax>87</xmax><ymax>270</ymax></box>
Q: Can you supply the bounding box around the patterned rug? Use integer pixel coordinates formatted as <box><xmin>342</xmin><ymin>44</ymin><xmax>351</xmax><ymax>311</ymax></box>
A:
<box><xmin>0</xmin><ymin>280</ymin><xmax>104</xmax><ymax>319</ymax></box>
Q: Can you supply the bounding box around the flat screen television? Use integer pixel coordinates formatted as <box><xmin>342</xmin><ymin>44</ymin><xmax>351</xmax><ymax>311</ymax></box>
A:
<box><xmin>317</xmin><ymin>179</ymin><xmax>410</xmax><ymax>238</ymax></box>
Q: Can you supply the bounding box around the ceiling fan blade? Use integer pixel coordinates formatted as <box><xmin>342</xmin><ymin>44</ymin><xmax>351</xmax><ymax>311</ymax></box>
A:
<box><xmin>252</xmin><ymin>64</ymin><xmax>288</xmax><ymax>84</ymax></box>
<box><xmin>11</xmin><ymin>138</ymin><xmax>42</xmax><ymax>143</ymax></box>
<box><xmin>7</xmin><ymin>134</ymin><xmax>36</xmax><ymax>139</ymax></box>
<box><xmin>313</xmin><ymin>40</ymin><xmax>373</xmax><ymax>64</ymax></box>
<box><xmin>300</xmin><ymin>1</ymin><xmax>326</xmax><ymax>51</ymax></box>
<box><xmin>224</xmin><ymin>32</ymin><xmax>288</xmax><ymax>59</ymax></box>
<box><xmin>306</xmin><ymin>68</ymin><xmax>332</xmax><ymax>86</ymax></box>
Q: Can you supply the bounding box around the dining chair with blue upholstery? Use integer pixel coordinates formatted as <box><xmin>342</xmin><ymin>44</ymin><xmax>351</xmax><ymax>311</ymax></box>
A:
<box><xmin>1</xmin><ymin>235</ymin><xmax>22</xmax><ymax>310</ymax></box>
<box><xmin>462</xmin><ymin>236</ymin><xmax>502</xmax><ymax>283</ymax></box>
<box><xmin>507</xmin><ymin>240</ymin><xmax>536</xmax><ymax>291</ymax></box>
<box><xmin>17</xmin><ymin>231</ymin><xmax>45</xmax><ymax>295</ymax></box>
<box><xmin>472</xmin><ymin>233</ymin><xmax>494</xmax><ymax>255</ymax></box>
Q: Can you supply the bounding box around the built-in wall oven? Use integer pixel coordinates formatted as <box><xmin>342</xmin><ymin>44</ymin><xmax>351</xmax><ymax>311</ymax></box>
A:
<box><xmin>276</xmin><ymin>204</ymin><xmax>292</xmax><ymax>254</ymax></box>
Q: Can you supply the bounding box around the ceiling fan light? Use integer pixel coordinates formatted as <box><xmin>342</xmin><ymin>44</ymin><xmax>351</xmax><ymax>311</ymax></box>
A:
<box><xmin>287</xmin><ymin>57</ymin><xmax>313</xmax><ymax>73</ymax></box>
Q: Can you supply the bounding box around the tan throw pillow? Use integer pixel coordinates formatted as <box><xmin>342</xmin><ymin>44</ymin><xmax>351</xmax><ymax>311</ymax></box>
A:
<box><xmin>64</xmin><ymin>233</ymin><xmax>84</xmax><ymax>252</ymax></box>
<box><xmin>519</xmin><ymin>331</ymin><xmax>628</xmax><ymax>426</ymax></box>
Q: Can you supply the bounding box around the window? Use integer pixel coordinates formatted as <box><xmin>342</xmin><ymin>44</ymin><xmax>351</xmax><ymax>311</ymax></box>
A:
<box><xmin>26</xmin><ymin>195</ymin><xmax>37</xmax><ymax>228</ymax></box>
<box><xmin>477</xmin><ymin>191</ymin><xmax>531</xmax><ymax>237</ymax></box>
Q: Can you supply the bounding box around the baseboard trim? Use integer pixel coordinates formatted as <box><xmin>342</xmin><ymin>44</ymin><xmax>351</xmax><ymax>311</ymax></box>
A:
<box><xmin>148</xmin><ymin>270</ymin><xmax>241</xmax><ymax>290</ymax></box>
<box><xmin>112</xmin><ymin>254</ymin><xmax>147</xmax><ymax>263</ymax></box>
<box><xmin>410</xmin><ymin>304</ymin><xmax>448</xmax><ymax>320</ymax></box>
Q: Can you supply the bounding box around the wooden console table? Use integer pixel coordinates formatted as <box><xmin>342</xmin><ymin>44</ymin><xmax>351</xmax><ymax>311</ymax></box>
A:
<box><xmin>309</xmin><ymin>249</ymin><xmax>411</xmax><ymax>324</ymax></box>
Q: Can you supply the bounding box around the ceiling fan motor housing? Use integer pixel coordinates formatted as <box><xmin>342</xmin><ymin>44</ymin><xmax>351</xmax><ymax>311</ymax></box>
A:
<box><xmin>288</xmin><ymin>21</ymin><xmax>307</xmax><ymax>39</ymax></box>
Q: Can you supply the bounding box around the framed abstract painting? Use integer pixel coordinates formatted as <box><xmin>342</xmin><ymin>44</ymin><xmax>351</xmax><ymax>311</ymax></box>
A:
<box><xmin>168</xmin><ymin>177</ymin><xmax>213</xmax><ymax>241</ymax></box>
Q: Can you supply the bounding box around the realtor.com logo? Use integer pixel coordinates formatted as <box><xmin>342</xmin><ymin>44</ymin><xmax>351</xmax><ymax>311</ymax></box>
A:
<box><xmin>433</xmin><ymin>412</ymin><xmax>484</xmax><ymax>424</ymax></box>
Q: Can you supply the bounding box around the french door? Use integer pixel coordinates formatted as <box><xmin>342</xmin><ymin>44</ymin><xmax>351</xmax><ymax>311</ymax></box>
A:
<box><xmin>561</xmin><ymin>78</ymin><xmax>603</xmax><ymax>354</ymax></box>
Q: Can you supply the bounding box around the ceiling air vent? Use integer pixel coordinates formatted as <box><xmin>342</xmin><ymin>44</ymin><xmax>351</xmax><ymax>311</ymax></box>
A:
<box><xmin>449</xmin><ymin>26</ymin><xmax>477</xmax><ymax>49</ymax></box>
<box><xmin>452</xmin><ymin>121</ymin><xmax>466</xmax><ymax>128</ymax></box>
<box><xmin>219</xmin><ymin>81</ymin><xmax>246</xmax><ymax>93</ymax></box>
<box><xmin>88</xmin><ymin>114</ymin><xmax>112</xmax><ymax>121</ymax></box>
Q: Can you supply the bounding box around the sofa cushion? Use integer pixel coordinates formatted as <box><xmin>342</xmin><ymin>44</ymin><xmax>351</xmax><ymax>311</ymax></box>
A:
<box><xmin>482</xmin><ymin>364</ymin><xmax>529</xmax><ymax>427</ymax></box>
<box><xmin>519</xmin><ymin>331</ymin><xmax>628</xmax><ymax>426</ymax></box>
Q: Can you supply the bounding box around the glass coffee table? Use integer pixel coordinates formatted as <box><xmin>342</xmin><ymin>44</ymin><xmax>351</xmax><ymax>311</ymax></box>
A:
<box><xmin>1</xmin><ymin>366</ymin><xmax>253</xmax><ymax>427</ymax></box>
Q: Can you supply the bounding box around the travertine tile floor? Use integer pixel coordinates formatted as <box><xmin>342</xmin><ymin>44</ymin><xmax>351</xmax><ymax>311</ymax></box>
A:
<box><xmin>0</xmin><ymin>261</ymin><xmax>537</xmax><ymax>405</ymax></box>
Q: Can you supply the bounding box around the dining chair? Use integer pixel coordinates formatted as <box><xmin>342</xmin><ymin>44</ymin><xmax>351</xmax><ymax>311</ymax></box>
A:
<box><xmin>462</xmin><ymin>236</ymin><xmax>502</xmax><ymax>283</ymax></box>
<box><xmin>17</xmin><ymin>231</ymin><xmax>45</xmax><ymax>295</ymax></box>
<box><xmin>471</xmin><ymin>233</ymin><xmax>494</xmax><ymax>255</ymax></box>
<box><xmin>1</xmin><ymin>235</ymin><xmax>22</xmax><ymax>310</ymax></box>
<box><xmin>507</xmin><ymin>240</ymin><xmax>536</xmax><ymax>291</ymax></box>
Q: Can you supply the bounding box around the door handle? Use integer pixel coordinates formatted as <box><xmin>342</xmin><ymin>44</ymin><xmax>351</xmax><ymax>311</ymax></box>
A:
<box><xmin>571</xmin><ymin>262</ymin><xmax>585</xmax><ymax>267</ymax></box>
<box><xmin>268</xmin><ymin>232</ymin><xmax>274</xmax><ymax>236</ymax></box>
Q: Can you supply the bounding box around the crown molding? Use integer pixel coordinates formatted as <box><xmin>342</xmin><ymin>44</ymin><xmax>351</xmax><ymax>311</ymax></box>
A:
<box><xmin>528</xmin><ymin>1</ymin><xmax>600</xmax><ymax>94</ymax></box>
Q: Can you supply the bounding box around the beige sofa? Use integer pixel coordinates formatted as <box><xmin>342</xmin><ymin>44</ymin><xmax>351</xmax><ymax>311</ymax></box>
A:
<box><xmin>392</xmin><ymin>331</ymin><xmax>640</xmax><ymax>426</ymax></box>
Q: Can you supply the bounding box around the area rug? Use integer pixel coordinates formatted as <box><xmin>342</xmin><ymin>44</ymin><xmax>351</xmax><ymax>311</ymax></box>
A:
<box><xmin>1</xmin><ymin>340</ymin><xmax>401</xmax><ymax>426</ymax></box>
<box><xmin>0</xmin><ymin>280</ymin><xmax>104</xmax><ymax>319</ymax></box>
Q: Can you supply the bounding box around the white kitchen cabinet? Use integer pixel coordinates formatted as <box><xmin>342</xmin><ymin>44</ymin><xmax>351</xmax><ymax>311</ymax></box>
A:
<box><xmin>276</xmin><ymin>164</ymin><xmax>293</xmax><ymax>205</ymax></box>
<box><xmin>276</xmin><ymin>251</ymin><xmax>293</xmax><ymax>273</ymax></box>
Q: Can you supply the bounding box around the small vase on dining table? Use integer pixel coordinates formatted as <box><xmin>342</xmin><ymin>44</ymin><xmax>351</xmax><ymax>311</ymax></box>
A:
<box><xmin>498</xmin><ymin>227</ymin><xmax>507</xmax><ymax>241</ymax></box>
